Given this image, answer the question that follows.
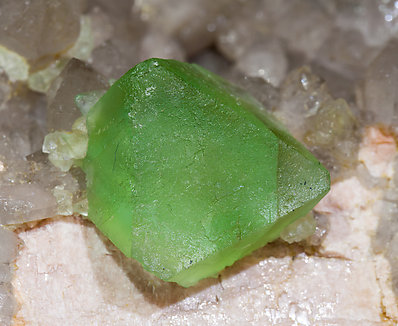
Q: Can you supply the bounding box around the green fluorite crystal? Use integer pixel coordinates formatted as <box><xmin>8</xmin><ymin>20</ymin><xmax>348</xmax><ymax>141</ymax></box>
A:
<box><xmin>83</xmin><ymin>58</ymin><xmax>330</xmax><ymax>287</ymax></box>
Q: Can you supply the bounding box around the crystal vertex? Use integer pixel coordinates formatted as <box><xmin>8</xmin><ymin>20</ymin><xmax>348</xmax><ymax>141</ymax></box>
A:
<box><xmin>83</xmin><ymin>58</ymin><xmax>330</xmax><ymax>287</ymax></box>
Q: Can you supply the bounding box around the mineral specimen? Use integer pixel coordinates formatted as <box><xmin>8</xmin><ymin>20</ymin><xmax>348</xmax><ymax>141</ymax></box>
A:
<box><xmin>83</xmin><ymin>58</ymin><xmax>330</xmax><ymax>287</ymax></box>
<box><xmin>2</xmin><ymin>0</ymin><xmax>398</xmax><ymax>324</ymax></box>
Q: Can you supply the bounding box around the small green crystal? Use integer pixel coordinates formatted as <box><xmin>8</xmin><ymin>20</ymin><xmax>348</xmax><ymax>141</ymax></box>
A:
<box><xmin>83</xmin><ymin>58</ymin><xmax>330</xmax><ymax>287</ymax></box>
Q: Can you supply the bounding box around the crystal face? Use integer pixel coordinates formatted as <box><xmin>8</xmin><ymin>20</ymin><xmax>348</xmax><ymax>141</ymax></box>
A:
<box><xmin>83</xmin><ymin>58</ymin><xmax>330</xmax><ymax>287</ymax></box>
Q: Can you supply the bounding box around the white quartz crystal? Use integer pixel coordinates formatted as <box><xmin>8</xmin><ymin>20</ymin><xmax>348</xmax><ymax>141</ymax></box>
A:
<box><xmin>28</xmin><ymin>59</ymin><xmax>69</xmax><ymax>94</ymax></box>
<box><xmin>0</xmin><ymin>46</ymin><xmax>29</xmax><ymax>82</ymax></box>
<box><xmin>139</xmin><ymin>29</ymin><xmax>186</xmax><ymax>62</ymax></box>
<box><xmin>315</xmin><ymin>28</ymin><xmax>381</xmax><ymax>80</ymax></box>
<box><xmin>267</xmin><ymin>0</ymin><xmax>333</xmax><ymax>59</ymax></box>
<box><xmin>276</xmin><ymin>66</ymin><xmax>332</xmax><ymax>140</ymax></box>
<box><xmin>336</xmin><ymin>0</ymin><xmax>398</xmax><ymax>48</ymax></box>
<box><xmin>134</xmin><ymin>0</ymin><xmax>228</xmax><ymax>55</ymax></box>
<box><xmin>280</xmin><ymin>212</ymin><xmax>316</xmax><ymax>244</ymax></box>
<box><xmin>74</xmin><ymin>90</ymin><xmax>106</xmax><ymax>116</ymax></box>
<box><xmin>235</xmin><ymin>39</ymin><xmax>287</xmax><ymax>87</ymax></box>
<box><xmin>42</xmin><ymin>117</ymin><xmax>88</xmax><ymax>172</ymax></box>
<box><xmin>46</xmin><ymin>58</ymin><xmax>108</xmax><ymax>131</ymax></box>
<box><xmin>357</xmin><ymin>40</ymin><xmax>398</xmax><ymax>126</ymax></box>
<box><xmin>0</xmin><ymin>0</ymin><xmax>83</xmax><ymax>62</ymax></box>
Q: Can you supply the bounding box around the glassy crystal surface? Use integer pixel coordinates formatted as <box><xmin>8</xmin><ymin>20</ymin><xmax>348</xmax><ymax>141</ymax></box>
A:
<box><xmin>139</xmin><ymin>29</ymin><xmax>186</xmax><ymax>62</ymax></box>
<box><xmin>335</xmin><ymin>0</ymin><xmax>398</xmax><ymax>47</ymax></box>
<box><xmin>357</xmin><ymin>40</ymin><xmax>398</xmax><ymax>126</ymax></box>
<box><xmin>276</xmin><ymin>66</ymin><xmax>332</xmax><ymax>140</ymax></box>
<box><xmin>235</xmin><ymin>38</ymin><xmax>287</xmax><ymax>87</ymax></box>
<box><xmin>87</xmin><ymin>0</ymin><xmax>144</xmax><ymax>79</ymax></box>
<box><xmin>47</xmin><ymin>58</ymin><xmax>108</xmax><ymax>131</ymax></box>
<box><xmin>83</xmin><ymin>58</ymin><xmax>330</xmax><ymax>286</ymax></box>
<box><xmin>0</xmin><ymin>0</ymin><xmax>83</xmax><ymax>62</ymax></box>
<box><xmin>315</xmin><ymin>28</ymin><xmax>380</xmax><ymax>80</ymax></box>
<box><xmin>0</xmin><ymin>88</ymin><xmax>81</xmax><ymax>225</ymax></box>
<box><xmin>134</xmin><ymin>0</ymin><xmax>228</xmax><ymax>55</ymax></box>
<box><xmin>268</xmin><ymin>0</ymin><xmax>333</xmax><ymax>58</ymax></box>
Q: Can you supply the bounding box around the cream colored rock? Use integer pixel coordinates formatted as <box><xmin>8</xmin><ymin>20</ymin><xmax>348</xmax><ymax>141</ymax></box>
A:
<box><xmin>358</xmin><ymin>127</ymin><xmax>397</xmax><ymax>179</ymax></box>
<box><xmin>314</xmin><ymin>177</ymin><xmax>381</xmax><ymax>260</ymax></box>
<box><xmin>13</xmin><ymin>216</ymin><xmax>390</xmax><ymax>325</ymax></box>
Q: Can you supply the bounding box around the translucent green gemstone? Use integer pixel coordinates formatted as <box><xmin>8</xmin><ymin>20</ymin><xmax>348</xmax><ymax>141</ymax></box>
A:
<box><xmin>83</xmin><ymin>58</ymin><xmax>330</xmax><ymax>287</ymax></box>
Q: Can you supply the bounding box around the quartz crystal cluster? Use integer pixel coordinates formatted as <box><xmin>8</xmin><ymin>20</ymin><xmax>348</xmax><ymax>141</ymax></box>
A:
<box><xmin>0</xmin><ymin>0</ymin><xmax>397</xmax><ymax>325</ymax></box>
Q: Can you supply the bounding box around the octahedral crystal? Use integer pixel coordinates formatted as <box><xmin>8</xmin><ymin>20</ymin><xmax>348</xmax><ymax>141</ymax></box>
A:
<box><xmin>83</xmin><ymin>58</ymin><xmax>330</xmax><ymax>287</ymax></box>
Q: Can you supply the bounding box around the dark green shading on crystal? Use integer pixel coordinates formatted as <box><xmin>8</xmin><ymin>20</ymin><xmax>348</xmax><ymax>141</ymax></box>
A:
<box><xmin>83</xmin><ymin>58</ymin><xmax>330</xmax><ymax>287</ymax></box>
